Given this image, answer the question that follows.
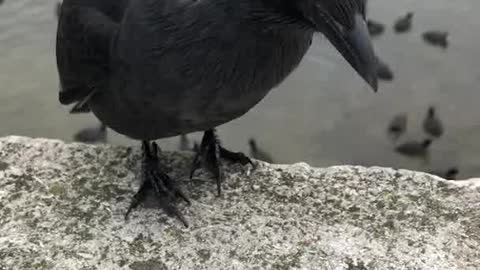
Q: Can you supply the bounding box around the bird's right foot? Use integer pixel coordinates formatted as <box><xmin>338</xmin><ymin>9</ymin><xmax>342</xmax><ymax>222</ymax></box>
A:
<box><xmin>125</xmin><ymin>141</ymin><xmax>191</xmax><ymax>227</ymax></box>
<box><xmin>190</xmin><ymin>129</ymin><xmax>254</xmax><ymax>196</ymax></box>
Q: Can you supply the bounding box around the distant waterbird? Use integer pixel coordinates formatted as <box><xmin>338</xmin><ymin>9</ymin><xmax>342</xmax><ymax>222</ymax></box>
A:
<box><xmin>387</xmin><ymin>114</ymin><xmax>407</xmax><ymax>140</ymax></box>
<box><xmin>423</xmin><ymin>106</ymin><xmax>444</xmax><ymax>138</ymax></box>
<box><xmin>394</xmin><ymin>12</ymin><xmax>413</xmax><ymax>33</ymax></box>
<box><xmin>395</xmin><ymin>139</ymin><xmax>432</xmax><ymax>157</ymax></box>
<box><xmin>423</xmin><ymin>31</ymin><xmax>449</xmax><ymax>49</ymax></box>
<box><xmin>367</xmin><ymin>19</ymin><xmax>385</xmax><ymax>37</ymax></box>
<box><xmin>376</xmin><ymin>56</ymin><xmax>394</xmax><ymax>81</ymax></box>
<box><xmin>429</xmin><ymin>167</ymin><xmax>459</xmax><ymax>180</ymax></box>
<box><xmin>73</xmin><ymin>123</ymin><xmax>107</xmax><ymax>144</ymax></box>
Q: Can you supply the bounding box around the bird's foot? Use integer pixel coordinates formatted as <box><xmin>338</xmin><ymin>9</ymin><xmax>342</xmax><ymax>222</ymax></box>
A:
<box><xmin>125</xmin><ymin>141</ymin><xmax>190</xmax><ymax>227</ymax></box>
<box><xmin>190</xmin><ymin>129</ymin><xmax>254</xmax><ymax>196</ymax></box>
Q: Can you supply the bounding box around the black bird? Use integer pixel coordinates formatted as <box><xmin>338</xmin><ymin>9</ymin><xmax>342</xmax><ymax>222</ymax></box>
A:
<box><xmin>376</xmin><ymin>56</ymin><xmax>394</xmax><ymax>81</ymax></box>
<box><xmin>422</xmin><ymin>31</ymin><xmax>449</xmax><ymax>49</ymax></box>
<box><xmin>248</xmin><ymin>138</ymin><xmax>274</xmax><ymax>163</ymax></box>
<box><xmin>387</xmin><ymin>114</ymin><xmax>407</xmax><ymax>140</ymax></box>
<box><xmin>73</xmin><ymin>123</ymin><xmax>107</xmax><ymax>144</ymax></box>
<box><xmin>394</xmin><ymin>12</ymin><xmax>413</xmax><ymax>33</ymax></box>
<box><xmin>423</xmin><ymin>106</ymin><xmax>444</xmax><ymax>138</ymax></box>
<box><xmin>395</xmin><ymin>139</ymin><xmax>432</xmax><ymax>157</ymax></box>
<box><xmin>57</xmin><ymin>0</ymin><xmax>378</xmax><ymax>226</ymax></box>
<box><xmin>429</xmin><ymin>167</ymin><xmax>459</xmax><ymax>180</ymax></box>
<box><xmin>444</xmin><ymin>167</ymin><xmax>459</xmax><ymax>180</ymax></box>
<box><xmin>367</xmin><ymin>19</ymin><xmax>385</xmax><ymax>37</ymax></box>
<box><xmin>178</xmin><ymin>134</ymin><xmax>191</xmax><ymax>152</ymax></box>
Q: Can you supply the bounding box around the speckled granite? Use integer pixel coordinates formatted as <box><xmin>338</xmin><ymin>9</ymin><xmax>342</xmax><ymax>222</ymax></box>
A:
<box><xmin>0</xmin><ymin>136</ymin><xmax>479</xmax><ymax>270</ymax></box>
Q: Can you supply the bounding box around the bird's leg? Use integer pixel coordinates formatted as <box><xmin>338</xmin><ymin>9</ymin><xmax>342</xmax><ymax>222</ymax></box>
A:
<box><xmin>190</xmin><ymin>129</ymin><xmax>254</xmax><ymax>196</ymax></box>
<box><xmin>125</xmin><ymin>141</ymin><xmax>191</xmax><ymax>227</ymax></box>
<box><xmin>190</xmin><ymin>130</ymin><xmax>222</xmax><ymax>195</ymax></box>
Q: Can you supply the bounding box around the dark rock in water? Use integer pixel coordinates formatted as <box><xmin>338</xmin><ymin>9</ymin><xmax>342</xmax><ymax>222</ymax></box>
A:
<box><xmin>73</xmin><ymin>123</ymin><xmax>107</xmax><ymax>144</ymax></box>
<box><xmin>394</xmin><ymin>12</ymin><xmax>414</xmax><ymax>33</ymax></box>
<box><xmin>376</xmin><ymin>57</ymin><xmax>394</xmax><ymax>81</ymax></box>
<box><xmin>248</xmin><ymin>138</ymin><xmax>274</xmax><ymax>163</ymax></box>
<box><xmin>387</xmin><ymin>114</ymin><xmax>407</xmax><ymax>140</ymax></box>
<box><xmin>395</xmin><ymin>139</ymin><xmax>432</xmax><ymax>157</ymax></box>
<box><xmin>423</xmin><ymin>106</ymin><xmax>444</xmax><ymax>138</ymax></box>
<box><xmin>367</xmin><ymin>19</ymin><xmax>385</xmax><ymax>37</ymax></box>
<box><xmin>422</xmin><ymin>31</ymin><xmax>449</xmax><ymax>49</ymax></box>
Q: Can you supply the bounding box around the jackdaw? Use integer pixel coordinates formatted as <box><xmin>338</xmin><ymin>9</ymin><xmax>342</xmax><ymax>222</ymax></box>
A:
<box><xmin>57</xmin><ymin>0</ymin><xmax>378</xmax><ymax>226</ymax></box>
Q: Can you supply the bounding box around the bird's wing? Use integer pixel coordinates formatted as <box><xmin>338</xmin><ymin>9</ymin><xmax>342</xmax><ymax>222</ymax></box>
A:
<box><xmin>56</xmin><ymin>0</ymin><xmax>128</xmax><ymax>112</ymax></box>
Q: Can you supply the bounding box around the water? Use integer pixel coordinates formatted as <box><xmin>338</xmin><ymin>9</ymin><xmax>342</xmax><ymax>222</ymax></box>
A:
<box><xmin>1</xmin><ymin>0</ymin><xmax>479</xmax><ymax>178</ymax></box>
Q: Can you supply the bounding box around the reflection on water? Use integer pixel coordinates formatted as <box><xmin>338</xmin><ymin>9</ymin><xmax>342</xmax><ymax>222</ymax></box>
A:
<box><xmin>0</xmin><ymin>0</ymin><xmax>480</xmax><ymax>179</ymax></box>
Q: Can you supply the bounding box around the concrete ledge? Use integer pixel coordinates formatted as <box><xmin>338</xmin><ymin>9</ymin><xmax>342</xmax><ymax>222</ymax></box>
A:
<box><xmin>0</xmin><ymin>136</ymin><xmax>479</xmax><ymax>269</ymax></box>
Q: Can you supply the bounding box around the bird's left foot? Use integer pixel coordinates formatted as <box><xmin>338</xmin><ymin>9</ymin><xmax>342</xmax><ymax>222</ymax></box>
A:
<box><xmin>190</xmin><ymin>129</ymin><xmax>254</xmax><ymax>195</ymax></box>
<box><xmin>125</xmin><ymin>141</ymin><xmax>190</xmax><ymax>227</ymax></box>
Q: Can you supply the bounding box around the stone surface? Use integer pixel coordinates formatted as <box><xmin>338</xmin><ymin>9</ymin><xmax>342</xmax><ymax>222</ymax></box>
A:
<box><xmin>0</xmin><ymin>136</ymin><xmax>479</xmax><ymax>270</ymax></box>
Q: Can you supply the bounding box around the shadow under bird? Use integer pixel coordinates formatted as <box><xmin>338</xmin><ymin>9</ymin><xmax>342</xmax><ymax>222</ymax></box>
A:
<box><xmin>422</xmin><ymin>31</ymin><xmax>449</xmax><ymax>49</ymax></box>
<box><xmin>387</xmin><ymin>113</ymin><xmax>407</xmax><ymax>140</ymax></box>
<box><xmin>395</xmin><ymin>139</ymin><xmax>432</xmax><ymax>157</ymax></box>
<box><xmin>73</xmin><ymin>123</ymin><xmax>107</xmax><ymax>144</ymax></box>
<box><xmin>248</xmin><ymin>138</ymin><xmax>274</xmax><ymax>163</ymax></box>
<box><xmin>56</xmin><ymin>0</ymin><xmax>378</xmax><ymax>226</ymax></box>
<box><xmin>394</xmin><ymin>12</ymin><xmax>413</xmax><ymax>33</ymax></box>
<box><xmin>423</xmin><ymin>106</ymin><xmax>444</xmax><ymax>138</ymax></box>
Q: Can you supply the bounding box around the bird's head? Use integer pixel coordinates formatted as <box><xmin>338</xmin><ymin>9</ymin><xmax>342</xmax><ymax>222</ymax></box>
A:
<box><xmin>293</xmin><ymin>0</ymin><xmax>378</xmax><ymax>91</ymax></box>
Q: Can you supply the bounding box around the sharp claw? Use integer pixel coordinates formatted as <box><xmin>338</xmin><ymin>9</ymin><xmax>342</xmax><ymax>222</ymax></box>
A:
<box><xmin>124</xmin><ymin>210</ymin><xmax>132</xmax><ymax>221</ymax></box>
<box><xmin>216</xmin><ymin>176</ymin><xmax>222</xmax><ymax>196</ymax></box>
<box><xmin>189</xmin><ymin>168</ymin><xmax>197</xmax><ymax>179</ymax></box>
<box><xmin>142</xmin><ymin>141</ymin><xmax>150</xmax><ymax>157</ymax></box>
<box><xmin>125</xmin><ymin>178</ymin><xmax>151</xmax><ymax>221</ymax></box>
<box><xmin>173</xmin><ymin>209</ymin><xmax>189</xmax><ymax>228</ymax></box>
<box><xmin>125</xmin><ymin>198</ymin><xmax>139</xmax><ymax>220</ymax></box>
<box><xmin>176</xmin><ymin>189</ymin><xmax>191</xmax><ymax>205</ymax></box>
<box><xmin>249</xmin><ymin>159</ymin><xmax>257</xmax><ymax>170</ymax></box>
<box><xmin>125</xmin><ymin>200</ymin><xmax>137</xmax><ymax>221</ymax></box>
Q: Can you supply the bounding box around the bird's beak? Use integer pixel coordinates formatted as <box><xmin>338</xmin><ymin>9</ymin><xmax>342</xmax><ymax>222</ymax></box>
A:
<box><xmin>322</xmin><ymin>14</ymin><xmax>378</xmax><ymax>92</ymax></box>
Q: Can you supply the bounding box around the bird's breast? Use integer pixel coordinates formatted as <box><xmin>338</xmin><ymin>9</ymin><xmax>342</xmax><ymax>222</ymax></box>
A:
<box><xmin>95</xmin><ymin>22</ymin><xmax>313</xmax><ymax>139</ymax></box>
<box><xmin>173</xmin><ymin>29</ymin><xmax>314</xmax><ymax>128</ymax></box>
